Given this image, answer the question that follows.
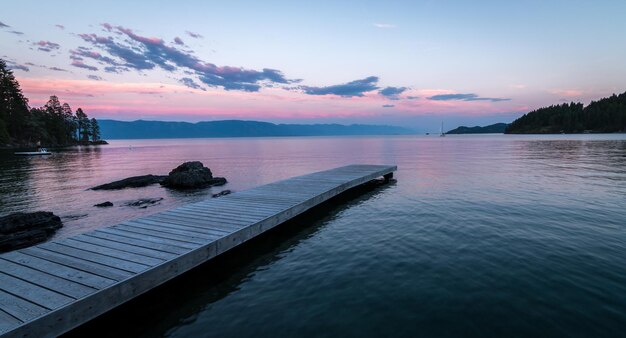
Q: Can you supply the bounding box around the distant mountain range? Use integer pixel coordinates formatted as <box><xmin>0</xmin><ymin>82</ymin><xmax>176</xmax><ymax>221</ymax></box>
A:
<box><xmin>446</xmin><ymin>123</ymin><xmax>508</xmax><ymax>134</ymax></box>
<box><xmin>99</xmin><ymin>119</ymin><xmax>415</xmax><ymax>139</ymax></box>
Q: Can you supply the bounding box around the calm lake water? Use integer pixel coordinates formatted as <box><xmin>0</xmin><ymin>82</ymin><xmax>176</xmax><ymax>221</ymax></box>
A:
<box><xmin>2</xmin><ymin>134</ymin><xmax>626</xmax><ymax>337</ymax></box>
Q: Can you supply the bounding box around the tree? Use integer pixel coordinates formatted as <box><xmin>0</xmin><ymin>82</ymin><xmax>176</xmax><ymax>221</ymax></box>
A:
<box><xmin>75</xmin><ymin>108</ymin><xmax>88</xmax><ymax>140</ymax></box>
<box><xmin>82</xmin><ymin>118</ymin><xmax>92</xmax><ymax>142</ymax></box>
<box><xmin>90</xmin><ymin>118</ymin><xmax>100</xmax><ymax>141</ymax></box>
<box><xmin>0</xmin><ymin>59</ymin><xmax>30</xmax><ymax>142</ymax></box>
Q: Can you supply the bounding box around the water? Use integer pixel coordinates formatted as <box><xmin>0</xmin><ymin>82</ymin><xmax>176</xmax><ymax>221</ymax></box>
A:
<box><xmin>2</xmin><ymin>134</ymin><xmax>626</xmax><ymax>337</ymax></box>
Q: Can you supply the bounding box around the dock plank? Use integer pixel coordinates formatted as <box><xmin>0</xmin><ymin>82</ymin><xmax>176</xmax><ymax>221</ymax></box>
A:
<box><xmin>0</xmin><ymin>290</ymin><xmax>48</xmax><ymax>322</ymax></box>
<box><xmin>0</xmin><ymin>273</ymin><xmax>73</xmax><ymax>310</ymax></box>
<box><xmin>0</xmin><ymin>252</ymin><xmax>117</xmax><ymax>290</ymax></box>
<box><xmin>0</xmin><ymin>260</ymin><xmax>96</xmax><ymax>299</ymax></box>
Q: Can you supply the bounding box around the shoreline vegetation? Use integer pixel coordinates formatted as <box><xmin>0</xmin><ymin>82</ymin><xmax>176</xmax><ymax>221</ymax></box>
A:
<box><xmin>0</xmin><ymin>59</ymin><xmax>106</xmax><ymax>149</ymax></box>
<box><xmin>446</xmin><ymin>123</ymin><xmax>508</xmax><ymax>134</ymax></box>
<box><xmin>505</xmin><ymin>91</ymin><xmax>626</xmax><ymax>134</ymax></box>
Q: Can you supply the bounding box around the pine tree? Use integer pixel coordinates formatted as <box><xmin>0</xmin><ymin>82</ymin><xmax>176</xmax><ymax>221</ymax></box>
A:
<box><xmin>0</xmin><ymin>59</ymin><xmax>30</xmax><ymax>143</ymax></box>
<box><xmin>90</xmin><ymin>118</ymin><xmax>100</xmax><ymax>141</ymax></box>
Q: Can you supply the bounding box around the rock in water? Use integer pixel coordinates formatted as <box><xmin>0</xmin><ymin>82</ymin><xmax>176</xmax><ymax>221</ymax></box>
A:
<box><xmin>94</xmin><ymin>201</ymin><xmax>114</xmax><ymax>207</ymax></box>
<box><xmin>91</xmin><ymin>174</ymin><xmax>167</xmax><ymax>190</ymax></box>
<box><xmin>124</xmin><ymin>197</ymin><xmax>164</xmax><ymax>208</ymax></box>
<box><xmin>212</xmin><ymin>190</ymin><xmax>232</xmax><ymax>198</ymax></box>
<box><xmin>161</xmin><ymin>161</ymin><xmax>227</xmax><ymax>189</ymax></box>
<box><xmin>0</xmin><ymin>211</ymin><xmax>63</xmax><ymax>252</ymax></box>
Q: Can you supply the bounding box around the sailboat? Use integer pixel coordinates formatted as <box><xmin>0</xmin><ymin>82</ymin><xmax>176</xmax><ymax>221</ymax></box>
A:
<box><xmin>440</xmin><ymin>122</ymin><xmax>445</xmax><ymax>137</ymax></box>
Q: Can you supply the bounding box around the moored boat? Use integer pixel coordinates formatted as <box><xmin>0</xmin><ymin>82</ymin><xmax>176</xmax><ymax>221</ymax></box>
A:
<box><xmin>14</xmin><ymin>148</ymin><xmax>52</xmax><ymax>156</ymax></box>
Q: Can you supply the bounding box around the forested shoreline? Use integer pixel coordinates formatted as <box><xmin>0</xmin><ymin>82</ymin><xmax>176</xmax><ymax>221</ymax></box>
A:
<box><xmin>506</xmin><ymin>92</ymin><xmax>626</xmax><ymax>134</ymax></box>
<box><xmin>0</xmin><ymin>59</ymin><xmax>105</xmax><ymax>148</ymax></box>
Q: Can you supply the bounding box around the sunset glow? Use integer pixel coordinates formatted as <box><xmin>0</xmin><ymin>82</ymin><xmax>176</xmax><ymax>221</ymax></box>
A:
<box><xmin>2</xmin><ymin>1</ymin><xmax>625</xmax><ymax>130</ymax></box>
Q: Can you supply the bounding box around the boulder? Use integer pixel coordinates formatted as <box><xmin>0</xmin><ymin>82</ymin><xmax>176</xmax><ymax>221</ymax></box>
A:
<box><xmin>94</xmin><ymin>201</ymin><xmax>114</xmax><ymax>207</ymax></box>
<box><xmin>161</xmin><ymin>161</ymin><xmax>227</xmax><ymax>190</ymax></box>
<box><xmin>0</xmin><ymin>211</ymin><xmax>63</xmax><ymax>252</ymax></box>
<box><xmin>124</xmin><ymin>197</ymin><xmax>164</xmax><ymax>209</ymax></box>
<box><xmin>91</xmin><ymin>174</ymin><xmax>167</xmax><ymax>190</ymax></box>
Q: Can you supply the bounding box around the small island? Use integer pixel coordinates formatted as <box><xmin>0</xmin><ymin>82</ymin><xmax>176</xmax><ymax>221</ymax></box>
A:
<box><xmin>0</xmin><ymin>59</ymin><xmax>106</xmax><ymax>148</ymax></box>
<box><xmin>506</xmin><ymin>91</ymin><xmax>626</xmax><ymax>134</ymax></box>
<box><xmin>446</xmin><ymin>123</ymin><xmax>508</xmax><ymax>134</ymax></box>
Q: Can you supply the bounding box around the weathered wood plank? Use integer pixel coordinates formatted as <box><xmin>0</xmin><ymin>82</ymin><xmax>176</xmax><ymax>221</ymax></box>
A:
<box><xmin>121</xmin><ymin>220</ymin><xmax>222</xmax><ymax>241</ymax></box>
<box><xmin>130</xmin><ymin>218</ymin><xmax>231</xmax><ymax>237</ymax></box>
<box><xmin>0</xmin><ymin>252</ymin><xmax>117</xmax><ymax>290</ymax></box>
<box><xmin>84</xmin><ymin>231</ymin><xmax>189</xmax><ymax>256</ymax></box>
<box><xmin>0</xmin><ymin>260</ymin><xmax>96</xmax><ymax>299</ymax></box>
<box><xmin>0</xmin><ymin>310</ymin><xmax>21</xmax><ymax>335</ymax></box>
<box><xmin>59</xmin><ymin>238</ymin><xmax>165</xmax><ymax>267</ymax></box>
<box><xmin>0</xmin><ymin>290</ymin><xmax>48</xmax><ymax>322</ymax></box>
<box><xmin>96</xmin><ymin>228</ymin><xmax>200</xmax><ymax>250</ymax></box>
<box><xmin>148</xmin><ymin>213</ymin><xmax>247</xmax><ymax>231</ymax></box>
<box><xmin>37</xmin><ymin>243</ymin><xmax>151</xmax><ymax>274</ymax></box>
<box><xmin>112</xmin><ymin>223</ymin><xmax>208</xmax><ymax>245</ymax></box>
<box><xmin>0</xmin><ymin>272</ymin><xmax>73</xmax><ymax>310</ymax></box>
<box><xmin>70</xmin><ymin>234</ymin><xmax>178</xmax><ymax>261</ymax></box>
<box><xmin>20</xmin><ymin>247</ymin><xmax>134</xmax><ymax>282</ymax></box>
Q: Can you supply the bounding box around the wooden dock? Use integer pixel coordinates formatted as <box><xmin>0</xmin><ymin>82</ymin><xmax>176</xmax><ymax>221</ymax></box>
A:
<box><xmin>0</xmin><ymin>164</ymin><xmax>396</xmax><ymax>337</ymax></box>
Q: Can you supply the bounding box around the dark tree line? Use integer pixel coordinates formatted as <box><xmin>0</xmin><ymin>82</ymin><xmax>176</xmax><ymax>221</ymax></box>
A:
<box><xmin>506</xmin><ymin>92</ymin><xmax>626</xmax><ymax>134</ymax></box>
<box><xmin>0</xmin><ymin>59</ymin><xmax>102</xmax><ymax>145</ymax></box>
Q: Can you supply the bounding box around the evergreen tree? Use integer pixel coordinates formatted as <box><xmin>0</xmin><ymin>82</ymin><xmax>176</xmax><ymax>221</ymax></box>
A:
<box><xmin>82</xmin><ymin>118</ymin><xmax>92</xmax><ymax>142</ymax></box>
<box><xmin>0</xmin><ymin>59</ymin><xmax>30</xmax><ymax>142</ymax></box>
<box><xmin>90</xmin><ymin>118</ymin><xmax>100</xmax><ymax>141</ymax></box>
<box><xmin>75</xmin><ymin>108</ymin><xmax>88</xmax><ymax>140</ymax></box>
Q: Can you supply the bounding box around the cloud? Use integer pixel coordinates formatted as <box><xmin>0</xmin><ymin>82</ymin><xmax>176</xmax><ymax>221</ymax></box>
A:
<box><xmin>78</xmin><ymin>32</ymin><xmax>156</xmax><ymax>70</ymax></box>
<box><xmin>549</xmin><ymin>89</ymin><xmax>582</xmax><ymax>97</ymax></box>
<box><xmin>186</xmin><ymin>31</ymin><xmax>203</xmax><ymax>39</ymax></box>
<box><xmin>173</xmin><ymin>37</ymin><xmax>184</xmax><ymax>45</ymax></box>
<box><xmin>6</xmin><ymin>61</ymin><xmax>29</xmax><ymax>72</ymax></box>
<box><xmin>71</xmin><ymin>60</ymin><xmax>98</xmax><ymax>71</ymax></box>
<box><xmin>379</xmin><ymin>86</ymin><xmax>407</xmax><ymax>100</ymax></box>
<box><xmin>48</xmin><ymin>66</ymin><xmax>68</xmax><ymax>72</ymax></box>
<box><xmin>301</xmin><ymin>76</ymin><xmax>379</xmax><ymax>97</ymax></box>
<box><xmin>55</xmin><ymin>24</ymin><xmax>65</xmax><ymax>30</ymax></box>
<box><xmin>71</xmin><ymin>47</ymin><xmax>120</xmax><ymax>66</ymax></box>
<box><xmin>374</xmin><ymin>23</ymin><xmax>397</xmax><ymax>29</ymax></box>
<box><xmin>101</xmin><ymin>23</ymin><xmax>113</xmax><ymax>32</ymax></box>
<box><xmin>0</xmin><ymin>21</ymin><xmax>9</xmax><ymax>28</ymax></box>
<box><xmin>406</xmin><ymin>96</ymin><xmax>419</xmax><ymax>100</ymax></box>
<box><xmin>382</xmin><ymin>104</ymin><xmax>395</xmax><ymax>108</ymax></box>
<box><xmin>77</xmin><ymin>26</ymin><xmax>297</xmax><ymax>92</ymax></box>
<box><xmin>104</xmin><ymin>66</ymin><xmax>128</xmax><ymax>73</ymax></box>
<box><xmin>428</xmin><ymin>93</ymin><xmax>511</xmax><ymax>102</ymax></box>
<box><xmin>179</xmin><ymin>77</ymin><xmax>204</xmax><ymax>90</ymax></box>
<box><xmin>87</xmin><ymin>75</ymin><xmax>103</xmax><ymax>81</ymax></box>
<box><xmin>8</xmin><ymin>31</ymin><xmax>23</xmax><ymax>35</ymax></box>
<box><xmin>34</xmin><ymin>40</ymin><xmax>61</xmax><ymax>52</ymax></box>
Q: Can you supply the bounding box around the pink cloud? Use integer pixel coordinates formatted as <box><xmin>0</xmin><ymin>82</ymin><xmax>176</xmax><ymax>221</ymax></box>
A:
<box><xmin>550</xmin><ymin>89</ymin><xmax>583</xmax><ymax>97</ymax></box>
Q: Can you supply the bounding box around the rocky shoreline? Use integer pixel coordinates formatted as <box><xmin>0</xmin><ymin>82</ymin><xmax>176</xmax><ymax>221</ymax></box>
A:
<box><xmin>0</xmin><ymin>211</ymin><xmax>63</xmax><ymax>253</ymax></box>
<box><xmin>1</xmin><ymin>161</ymin><xmax>228</xmax><ymax>253</ymax></box>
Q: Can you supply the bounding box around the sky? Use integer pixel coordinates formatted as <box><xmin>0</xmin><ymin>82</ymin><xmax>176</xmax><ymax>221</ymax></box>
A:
<box><xmin>1</xmin><ymin>0</ymin><xmax>626</xmax><ymax>132</ymax></box>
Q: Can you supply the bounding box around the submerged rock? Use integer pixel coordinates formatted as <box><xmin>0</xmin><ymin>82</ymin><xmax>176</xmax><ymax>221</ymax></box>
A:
<box><xmin>212</xmin><ymin>190</ymin><xmax>232</xmax><ymax>198</ymax></box>
<box><xmin>161</xmin><ymin>161</ymin><xmax>227</xmax><ymax>190</ymax></box>
<box><xmin>94</xmin><ymin>201</ymin><xmax>113</xmax><ymax>207</ymax></box>
<box><xmin>124</xmin><ymin>197</ymin><xmax>164</xmax><ymax>209</ymax></box>
<box><xmin>0</xmin><ymin>211</ymin><xmax>63</xmax><ymax>252</ymax></box>
<box><xmin>91</xmin><ymin>174</ymin><xmax>167</xmax><ymax>190</ymax></box>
